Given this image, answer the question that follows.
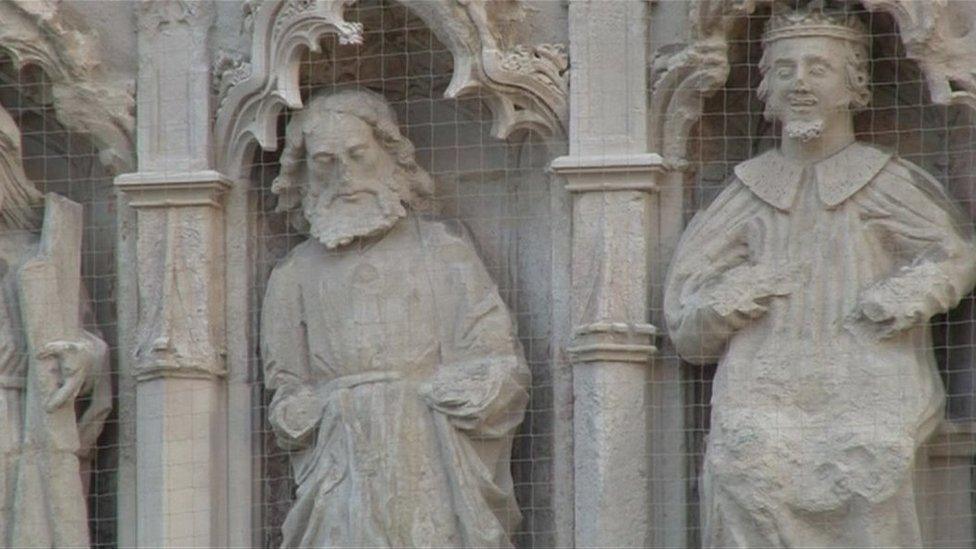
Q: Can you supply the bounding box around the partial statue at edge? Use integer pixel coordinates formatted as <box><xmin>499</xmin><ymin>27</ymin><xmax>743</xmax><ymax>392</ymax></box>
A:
<box><xmin>0</xmin><ymin>105</ymin><xmax>111</xmax><ymax>547</ymax></box>
<box><xmin>260</xmin><ymin>89</ymin><xmax>530</xmax><ymax>548</ymax></box>
<box><xmin>665</xmin><ymin>2</ymin><xmax>976</xmax><ymax>547</ymax></box>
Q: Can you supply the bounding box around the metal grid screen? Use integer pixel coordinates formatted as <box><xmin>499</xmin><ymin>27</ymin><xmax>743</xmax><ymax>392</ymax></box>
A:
<box><xmin>0</xmin><ymin>56</ymin><xmax>120</xmax><ymax>548</ymax></box>
<box><xmin>245</xmin><ymin>1</ymin><xmax>560</xmax><ymax>546</ymax></box>
<box><xmin>2</xmin><ymin>2</ymin><xmax>973</xmax><ymax>548</ymax></box>
<box><xmin>675</xmin><ymin>5</ymin><xmax>976</xmax><ymax>547</ymax></box>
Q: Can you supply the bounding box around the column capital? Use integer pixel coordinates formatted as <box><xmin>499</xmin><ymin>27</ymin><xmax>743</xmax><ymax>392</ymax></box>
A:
<box><xmin>550</xmin><ymin>153</ymin><xmax>664</xmax><ymax>193</ymax></box>
<box><xmin>115</xmin><ymin>171</ymin><xmax>232</xmax><ymax>209</ymax></box>
<box><xmin>115</xmin><ymin>171</ymin><xmax>230</xmax><ymax>384</ymax></box>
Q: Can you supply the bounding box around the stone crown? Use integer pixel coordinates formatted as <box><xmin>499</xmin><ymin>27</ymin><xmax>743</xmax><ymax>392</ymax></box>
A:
<box><xmin>764</xmin><ymin>3</ymin><xmax>869</xmax><ymax>45</ymax></box>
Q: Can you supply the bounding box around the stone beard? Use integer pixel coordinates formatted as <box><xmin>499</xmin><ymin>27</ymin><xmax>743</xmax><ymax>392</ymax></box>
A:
<box><xmin>664</xmin><ymin>8</ymin><xmax>976</xmax><ymax>549</ymax></box>
<box><xmin>261</xmin><ymin>90</ymin><xmax>530</xmax><ymax>548</ymax></box>
<box><xmin>782</xmin><ymin>118</ymin><xmax>824</xmax><ymax>142</ymax></box>
<box><xmin>302</xmin><ymin>168</ymin><xmax>406</xmax><ymax>250</ymax></box>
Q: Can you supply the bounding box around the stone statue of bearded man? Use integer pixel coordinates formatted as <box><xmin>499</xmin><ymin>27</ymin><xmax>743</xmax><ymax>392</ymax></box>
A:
<box><xmin>665</xmin><ymin>3</ymin><xmax>976</xmax><ymax>547</ymax></box>
<box><xmin>260</xmin><ymin>89</ymin><xmax>530</xmax><ymax>548</ymax></box>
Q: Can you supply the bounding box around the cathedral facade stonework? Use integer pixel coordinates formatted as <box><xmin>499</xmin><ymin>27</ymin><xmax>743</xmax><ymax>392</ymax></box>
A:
<box><xmin>0</xmin><ymin>0</ymin><xmax>974</xmax><ymax>547</ymax></box>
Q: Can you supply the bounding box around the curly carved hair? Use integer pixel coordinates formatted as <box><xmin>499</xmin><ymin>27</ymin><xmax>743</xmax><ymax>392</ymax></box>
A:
<box><xmin>756</xmin><ymin>36</ymin><xmax>871</xmax><ymax>115</ymax></box>
<box><xmin>271</xmin><ymin>89</ymin><xmax>433</xmax><ymax>218</ymax></box>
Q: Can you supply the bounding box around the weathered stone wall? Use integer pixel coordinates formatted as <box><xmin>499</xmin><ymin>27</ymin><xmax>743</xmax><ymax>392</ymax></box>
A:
<box><xmin>1</xmin><ymin>0</ymin><xmax>972</xmax><ymax>546</ymax></box>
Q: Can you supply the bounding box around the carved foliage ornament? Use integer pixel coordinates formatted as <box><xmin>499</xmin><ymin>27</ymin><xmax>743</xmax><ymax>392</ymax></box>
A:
<box><xmin>217</xmin><ymin>4</ymin><xmax>454</xmax><ymax>104</ymax></box>
<box><xmin>650</xmin><ymin>0</ymin><xmax>976</xmax><ymax>165</ymax></box>
<box><xmin>214</xmin><ymin>0</ymin><xmax>568</xmax><ymax>174</ymax></box>
<box><xmin>862</xmin><ymin>0</ymin><xmax>976</xmax><ymax>112</ymax></box>
<box><xmin>0</xmin><ymin>1</ymin><xmax>135</xmax><ymax>173</ymax></box>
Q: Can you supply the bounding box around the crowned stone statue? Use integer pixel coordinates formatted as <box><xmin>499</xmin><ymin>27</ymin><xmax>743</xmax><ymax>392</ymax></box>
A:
<box><xmin>664</xmin><ymin>3</ymin><xmax>976</xmax><ymax>547</ymax></box>
<box><xmin>260</xmin><ymin>89</ymin><xmax>530</xmax><ymax>548</ymax></box>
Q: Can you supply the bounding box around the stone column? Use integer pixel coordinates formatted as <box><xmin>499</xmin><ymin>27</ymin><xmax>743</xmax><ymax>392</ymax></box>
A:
<box><xmin>550</xmin><ymin>1</ymin><xmax>661</xmax><ymax>546</ymax></box>
<box><xmin>114</xmin><ymin>2</ymin><xmax>231</xmax><ymax>546</ymax></box>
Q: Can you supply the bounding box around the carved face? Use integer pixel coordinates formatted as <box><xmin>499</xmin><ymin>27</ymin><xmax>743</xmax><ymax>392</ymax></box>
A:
<box><xmin>302</xmin><ymin>112</ymin><xmax>407</xmax><ymax>249</ymax></box>
<box><xmin>762</xmin><ymin>36</ymin><xmax>857</xmax><ymax>140</ymax></box>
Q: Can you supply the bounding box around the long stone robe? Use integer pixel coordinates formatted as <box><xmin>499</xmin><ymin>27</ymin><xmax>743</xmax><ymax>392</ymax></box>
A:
<box><xmin>0</xmin><ymin>230</ymin><xmax>110</xmax><ymax>546</ymax></box>
<box><xmin>665</xmin><ymin>142</ymin><xmax>976</xmax><ymax>547</ymax></box>
<box><xmin>261</xmin><ymin>215</ymin><xmax>530</xmax><ymax>548</ymax></box>
<box><xmin>0</xmin><ymin>231</ymin><xmax>34</xmax><ymax>545</ymax></box>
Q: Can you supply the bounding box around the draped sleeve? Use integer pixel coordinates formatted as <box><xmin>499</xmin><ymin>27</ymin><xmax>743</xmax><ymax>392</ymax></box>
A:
<box><xmin>415</xmin><ymin>218</ymin><xmax>530</xmax><ymax>544</ymax></box>
<box><xmin>421</xmin><ymin>219</ymin><xmax>530</xmax><ymax>438</ymax></box>
<box><xmin>260</xmin><ymin>252</ymin><xmax>320</xmax><ymax>450</ymax></box>
<box><xmin>851</xmin><ymin>159</ymin><xmax>976</xmax><ymax>328</ymax></box>
<box><xmin>664</xmin><ymin>180</ymin><xmax>772</xmax><ymax>364</ymax></box>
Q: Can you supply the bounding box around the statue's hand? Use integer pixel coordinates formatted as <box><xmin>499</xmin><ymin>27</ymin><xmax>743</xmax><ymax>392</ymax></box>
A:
<box><xmin>268</xmin><ymin>383</ymin><xmax>326</xmax><ymax>450</ymax></box>
<box><xmin>846</xmin><ymin>292</ymin><xmax>920</xmax><ymax>341</ymax></box>
<box><xmin>420</xmin><ymin>362</ymin><xmax>492</xmax><ymax>418</ymax></box>
<box><xmin>709</xmin><ymin>261</ymin><xmax>809</xmax><ymax>321</ymax></box>
<box><xmin>37</xmin><ymin>338</ymin><xmax>96</xmax><ymax>412</ymax></box>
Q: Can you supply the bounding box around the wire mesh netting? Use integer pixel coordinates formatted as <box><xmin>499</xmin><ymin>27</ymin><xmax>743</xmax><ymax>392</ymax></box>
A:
<box><xmin>244</xmin><ymin>1</ymin><xmax>562</xmax><ymax>546</ymax></box>
<box><xmin>0</xmin><ymin>56</ymin><xmax>119</xmax><ymax>547</ymax></box>
<box><xmin>2</xmin><ymin>1</ymin><xmax>975</xmax><ymax>547</ymax></box>
<box><xmin>673</xmin><ymin>4</ymin><xmax>976</xmax><ymax>547</ymax></box>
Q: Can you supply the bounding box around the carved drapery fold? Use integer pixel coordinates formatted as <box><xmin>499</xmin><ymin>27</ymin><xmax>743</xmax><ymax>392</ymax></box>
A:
<box><xmin>115</xmin><ymin>172</ymin><xmax>231</xmax><ymax>381</ymax></box>
<box><xmin>214</xmin><ymin>0</ymin><xmax>568</xmax><ymax>173</ymax></box>
<box><xmin>0</xmin><ymin>1</ymin><xmax>135</xmax><ymax>173</ymax></box>
<box><xmin>648</xmin><ymin>3</ymin><xmax>976</xmax><ymax>546</ymax></box>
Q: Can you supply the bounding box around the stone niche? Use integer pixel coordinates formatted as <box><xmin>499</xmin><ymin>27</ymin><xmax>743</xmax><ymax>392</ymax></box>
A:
<box><xmin>239</xmin><ymin>1</ymin><xmax>562</xmax><ymax>546</ymax></box>
<box><xmin>0</xmin><ymin>56</ymin><xmax>120</xmax><ymax>548</ymax></box>
<box><xmin>675</xmin><ymin>4</ymin><xmax>976</xmax><ymax>547</ymax></box>
<box><xmin>5</xmin><ymin>0</ymin><xmax>974</xmax><ymax>546</ymax></box>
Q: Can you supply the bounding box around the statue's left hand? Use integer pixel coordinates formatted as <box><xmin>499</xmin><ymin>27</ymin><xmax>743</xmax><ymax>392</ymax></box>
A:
<box><xmin>847</xmin><ymin>265</ymin><xmax>950</xmax><ymax>340</ymax></box>
<box><xmin>846</xmin><ymin>293</ymin><xmax>920</xmax><ymax>340</ymax></box>
<box><xmin>420</xmin><ymin>362</ymin><xmax>493</xmax><ymax>418</ymax></box>
<box><xmin>37</xmin><ymin>337</ymin><xmax>97</xmax><ymax>411</ymax></box>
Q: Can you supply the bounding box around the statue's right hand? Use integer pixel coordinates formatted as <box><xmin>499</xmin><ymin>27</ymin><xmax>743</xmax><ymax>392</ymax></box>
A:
<box><xmin>419</xmin><ymin>362</ymin><xmax>493</xmax><ymax>419</ymax></box>
<box><xmin>270</xmin><ymin>384</ymin><xmax>327</xmax><ymax>448</ymax></box>
<box><xmin>38</xmin><ymin>338</ymin><xmax>97</xmax><ymax>412</ymax></box>
<box><xmin>708</xmin><ymin>261</ymin><xmax>808</xmax><ymax>322</ymax></box>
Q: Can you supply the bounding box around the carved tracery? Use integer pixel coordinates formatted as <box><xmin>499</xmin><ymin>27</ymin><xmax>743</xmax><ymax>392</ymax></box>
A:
<box><xmin>214</xmin><ymin>0</ymin><xmax>568</xmax><ymax>174</ymax></box>
<box><xmin>0</xmin><ymin>1</ymin><xmax>135</xmax><ymax>173</ymax></box>
<box><xmin>650</xmin><ymin>0</ymin><xmax>976</xmax><ymax>165</ymax></box>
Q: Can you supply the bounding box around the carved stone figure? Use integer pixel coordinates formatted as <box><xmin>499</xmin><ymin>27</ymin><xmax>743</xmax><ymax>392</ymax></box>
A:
<box><xmin>0</xmin><ymin>106</ymin><xmax>111</xmax><ymax>547</ymax></box>
<box><xmin>260</xmin><ymin>89</ymin><xmax>530</xmax><ymax>548</ymax></box>
<box><xmin>664</xmin><ymin>5</ymin><xmax>976</xmax><ymax>547</ymax></box>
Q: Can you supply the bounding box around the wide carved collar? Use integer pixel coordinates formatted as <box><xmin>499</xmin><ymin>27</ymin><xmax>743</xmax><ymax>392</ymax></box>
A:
<box><xmin>733</xmin><ymin>142</ymin><xmax>892</xmax><ymax>211</ymax></box>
